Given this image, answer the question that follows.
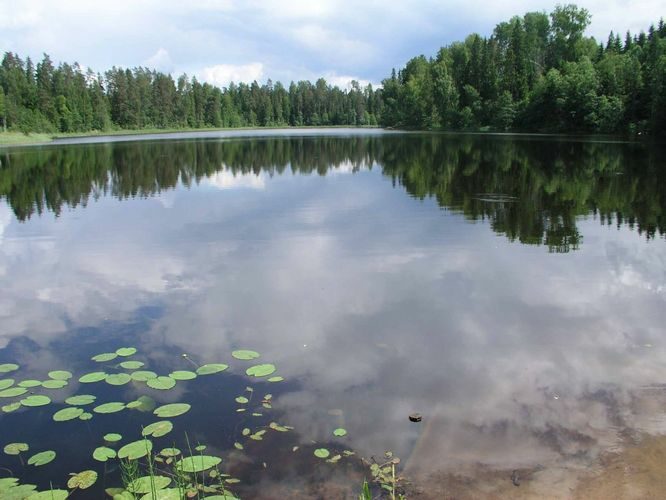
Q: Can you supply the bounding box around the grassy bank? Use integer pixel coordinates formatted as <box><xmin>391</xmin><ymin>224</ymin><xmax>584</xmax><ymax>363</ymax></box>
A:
<box><xmin>0</xmin><ymin>131</ymin><xmax>54</xmax><ymax>146</ymax></box>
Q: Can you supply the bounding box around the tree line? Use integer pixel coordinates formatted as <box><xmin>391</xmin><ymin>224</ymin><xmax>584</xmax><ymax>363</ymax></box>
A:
<box><xmin>381</xmin><ymin>4</ymin><xmax>666</xmax><ymax>134</ymax></box>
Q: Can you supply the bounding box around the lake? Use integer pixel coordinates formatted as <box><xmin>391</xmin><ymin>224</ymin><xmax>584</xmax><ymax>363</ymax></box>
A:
<box><xmin>1</xmin><ymin>129</ymin><xmax>665</xmax><ymax>499</ymax></box>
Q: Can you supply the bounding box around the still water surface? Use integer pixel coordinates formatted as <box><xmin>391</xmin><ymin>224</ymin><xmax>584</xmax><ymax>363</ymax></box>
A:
<box><xmin>1</xmin><ymin>130</ymin><xmax>665</xmax><ymax>498</ymax></box>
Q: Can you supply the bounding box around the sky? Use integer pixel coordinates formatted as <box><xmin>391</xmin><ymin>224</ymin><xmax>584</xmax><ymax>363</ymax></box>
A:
<box><xmin>0</xmin><ymin>0</ymin><xmax>664</xmax><ymax>88</ymax></box>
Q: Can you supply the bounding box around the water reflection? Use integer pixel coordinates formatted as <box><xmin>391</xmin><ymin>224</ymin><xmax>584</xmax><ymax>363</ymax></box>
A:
<box><xmin>1</xmin><ymin>132</ymin><xmax>666</xmax><ymax>496</ymax></box>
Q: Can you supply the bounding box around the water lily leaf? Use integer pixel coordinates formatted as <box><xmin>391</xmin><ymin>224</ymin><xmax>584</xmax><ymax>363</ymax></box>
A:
<box><xmin>20</xmin><ymin>395</ymin><xmax>51</xmax><ymax>407</ymax></box>
<box><xmin>154</xmin><ymin>403</ymin><xmax>191</xmax><ymax>418</ymax></box>
<box><xmin>267</xmin><ymin>376</ymin><xmax>284</xmax><ymax>382</ymax></box>
<box><xmin>234</xmin><ymin>442</ymin><xmax>244</xmax><ymax>450</ymax></box>
<box><xmin>41</xmin><ymin>380</ymin><xmax>67</xmax><ymax>389</ymax></box>
<box><xmin>202</xmin><ymin>495</ymin><xmax>240</xmax><ymax>500</ymax></box>
<box><xmin>235</xmin><ymin>396</ymin><xmax>249</xmax><ymax>404</ymax></box>
<box><xmin>0</xmin><ymin>387</ymin><xmax>27</xmax><ymax>398</ymax></box>
<box><xmin>79</xmin><ymin>372</ymin><xmax>107</xmax><ymax>383</ymax></box>
<box><xmin>0</xmin><ymin>364</ymin><xmax>19</xmax><ymax>373</ymax></box>
<box><xmin>139</xmin><ymin>488</ymin><xmax>183</xmax><ymax>500</ymax></box>
<box><xmin>92</xmin><ymin>353</ymin><xmax>117</xmax><ymax>362</ymax></box>
<box><xmin>231</xmin><ymin>350</ymin><xmax>260</xmax><ymax>360</ymax></box>
<box><xmin>333</xmin><ymin>428</ymin><xmax>347</xmax><ymax>437</ymax></box>
<box><xmin>116</xmin><ymin>347</ymin><xmax>137</xmax><ymax>357</ymax></box>
<box><xmin>26</xmin><ymin>490</ymin><xmax>68</xmax><ymax>500</ymax></box>
<box><xmin>79</xmin><ymin>412</ymin><xmax>93</xmax><ymax>421</ymax></box>
<box><xmin>67</xmin><ymin>470</ymin><xmax>97</xmax><ymax>489</ymax></box>
<box><xmin>129</xmin><ymin>395</ymin><xmax>155</xmax><ymax>412</ymax></box>
<box><xmin>28</xmin><ymin>450</ymin><xmax>56</xmax><ymax>466</ymax></box>
<box><xmin>269</xmin><ymin>422</ymin><xmax>289</xmax><ymax>432</ymax></box>
<box><xmin>53</xmin><ymin>407</ymin><xmax>84</xmax><ymax>422</ymax></box>
<box><xmin>175</xmin><ymin>455</ymin><xmax>221</xmax><ymax>473</ymax></box>
<box><xmin>65</xmin><ymin>394</ymin><xmax>96</xmax><ymax>406</ymax></box>
<box><xmin>127</xmin><ymin>475</ymin><xmax>171</xmax><ymax>494</ymax></box>
<box><xmin>4</xmin><ymin>442</ymin><xmax>29</xmax><ymax>455</ymax></box>
<box><xmin>131</xmin><ymin>370</ymin><xmax>157</xmax><ymax>382</ymax></box>
<box><xmin>196</xmin><ymin>364</ymin><xmax>228</xmax><ymax>375</ymax></box>
<box><xmin>94</xmin><ymin>402</ymin><xmax>126</xmax><ymax>414</ymax></box>
<box><xmin>93</xmin><ymin>446</ymin><xmax>116</xmax><ymax>462</ymax></box>
<box><xmin>242</xmin><ymin>428</ymin><xmax>251</xmax><ymax>436</ymax></box>
<box><xmin>159</xmin><ymin>448</ymin><xmax>181</xmax><ymax>457</ymax></box>
<box><xmin>119</xmin><ymin>360</ymin><xmax>144</xmax><ymax>370</ymax></box>
<box><xmin>142</xmin><ymin>420</ymin><xmax>173</xmax><ymax>438</ymax></box>
<box><xmin>169</xmin><ymin>370</ymin><xmax>197</xmax><ymax>380</ymax></box>
<box><xmin>314</xmin><ymin>448</ymin><xmax>330</xmax><ymax>459</ymax></box>
<box><xmin>118</xmin><ymin>439</ymin><xmax>152</xmax><ymax>460</ymax></box>
<box><xmin>48</xmin><ymin>370</ymin><xmax>72</xmax><ymax>381</ymax></box>
<box><xmin>105</xmin><ymin>373</ymin><xmax>131</xmax><ymax>386</ymax></box>
<box><xmin>104</xmin><ymin>433</ymin><xmax>122</xmax><ymax>442</ymax></box>
<box><xmin>147</xmin><ymin>376</ymin><xmax>176</xmax><ymax>390</ymax></box>
<box><xmin>245</xmin><ymin>364</ymin><xmax>276</xmax><ymax>377</ymax></box>
<box><xmin>5</xmin><ymin>484</ymin><xmax>38</xmax><ymax>499</ymax></box>
<box><xmin>18</xmin><ymin>380</ymin><xmax>42</xmax><ymax>388</ymax></box>
<box><xmin>2</xmin><ymin>402</ymin><xmax>21</xmax><ymax>413</ymax></box>
<box><xmin>0</xmin><ymin>379</ymin><xmax>14</xmax><ymax>390</ymax></box>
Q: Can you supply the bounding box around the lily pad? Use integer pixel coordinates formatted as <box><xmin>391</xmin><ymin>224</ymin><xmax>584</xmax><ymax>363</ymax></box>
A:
<box><xmin>20</xmin><ymin>395</ymin><xmax>51</xmax><ymax>407</ymax></box>
<box><xmin>28</xmin><ymin>450</ymin><xmax>56</xmax><ymax>466</ymax></box>
<box><xmin>65</xmin><ymin>395</ymin><xmax>96</xmax><ymax>406</ymax></box>
<box><xmin>41</xmin><ymin>380</ymin><xmax>67</xmax><ymax>389</ymax></box>
<box><xmin>92</xmin><ymin>353</ymin><xmax>117</xmax><ymax>362</ymax></box>
<box><xmin>232</xmin><ymin>350</ymin><xmax>260</xmax><ymax>360</ymax></box>
<box><xmin>48</xmin><ymin>370</ymin><xmax>72</xmax><ymax>381</ymax></box>
<box><xmin>104</xmin><ymin>433</ymin><xmax>122</xmax><ymax>442</ymax></box>
<box><xmin>139</xmin><ymin>488</ymin><xmax>183</xmax><ymax>500</ymax></box>
<box><xmin>79</xmin><ymin>371</ymin><xmax>107</xmax><ymax>383</ymax></box>
<box><xmin>119</xmin><ymin>361</ymin><xmax>144</xmax><ymax>370</ymax></box>
<box><xmin>127</xmin><ymin>475</ymin><xmax>171</xmax><ymax>494</ymax></box>
<box><xmin>154</xmin><ymin>403</ymin><xmax>191</xmax><ymax>418</ymax></box>
<box><xmin>105</xmin><ymin>373</ymin><xmax>131</xmax><ymax>386</ymax></box>
<box><xmin>26</xmin><ymin>490</ymin><xmax>68</xmax><ymax>500</ymax></box>
<box><xmin>129</xmin><ymin>395</ymin><xmax>155</xmax><ymax>412</ymax></box>
<box><xmin>0</xmin><ymin>379</ymin><xmax>14</xmax><ymax>390</ymax></box>
<box><xmin>160</xmin><ymin>448</ymin><xmax>181</xmax><ymax>457</ymax></box>
<box><xmin>0</xmin><ymin>364</ymin><xmax>19</xmax><ymax>373</ymax></box>
<box><xmin>235</xmin><ymin>396</ymin><xmax>249</xmax><ymax>404</ymax></box>
<box><xmin>333</xmin><ymin>428</ymin><xmax>348</xmax><ymax>437</ymax></box>
<box><xmin>67</xmin><ymin>470</ymin><xmax>98</xmax><ymax>489</ymax></box>
<box><xmin>175</xmin><ymin>455</ymin><xmax>221</xmax><ymax>473</ymax></box>
<box><xmin>147</xmin><ymin>376</ymin><xmax>176</xmax><ymax>390</ymax></box>
<box><xmin>142</xmin><ymin>420</ymin><xmax>173</xmax><ymax>438</ymax></box>
<box><xmin>116</xmin><ymin>347</ymin><xmax>137</xmax><ymax>357</ymax></box>
<box><xmin>18</xmin><ymin>380</ymin><xmax>42</xmax><ymax>388</ymax></box>
<box><xmin>202</xmin><ymin>495</ymin><xmax>240</xmax><ymax>500</ymax></box>
<box><xmin>2</xmin><ymin>402</ymin><xmax>21</xmax><ymax>413</ymax></box>
<box><xmin>4</xmin><ymin>442</ymin><xmax>29</xmax><ymax>455</ymax></box>
<box><xmin>245</xmin><ymin>364</ymin><xmax>276</xmax><ymax>377</ymax></box>
<box><xmin>79</xmin><ymin>412</ymin><xmax>93</xmax><ymax>421</ymax></box>
<box><xmin>196</xmin><ymin>364</ymin><xmax>228</xmax><ymax>375</ymax></box>
<box><xmin>118</xmin><ymin>439</ymin><xmax>153</xmax><ymax>460</ymax></box>
<box><xmin>267</xmin><ymin>376</ymin><xmax>284</xmax><ymax>382</ymax></box>
<box><xmin>94</xmin><ymin>402</ymin><xmax>126</xmax><ymax>414</ymax></box>
<box><xmin>53</xmin><ymin>407</ymin><xmax>84</xmax><ymax>422</ymax></box>
<box><xmin>0</xmin><ymin>387</ymin><xmax>27</xmax><ymax>398</ymax></box>
<box><xmin>93</xmin><ymin>446</ymin><xmax>116</xmax><ymax>462</ymax></box>
<box><xmin>169</xmin><ymin>370</ymin><xmax>197</xmax><ymax>380</ymax></box>
<box><xmin>131</xmin><ymin>370</ymin><xmax>158</xmax><ymax>382</ymax></box>
<box><xmin>314</xmin><ymin>448</ymin><xmax>330</xmax><ymax>459</ymax></box>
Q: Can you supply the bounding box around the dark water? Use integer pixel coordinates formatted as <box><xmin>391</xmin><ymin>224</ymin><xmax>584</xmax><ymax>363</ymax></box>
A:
<box><xmin>1</xmin><ymin>130</ymin><xmax>666</xmax><ymax>498</ymax></box>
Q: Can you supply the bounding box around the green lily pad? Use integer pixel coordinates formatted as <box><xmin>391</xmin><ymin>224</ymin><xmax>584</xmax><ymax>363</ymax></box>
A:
<box><xmin>0</xmin><ymin>379</ymin><xmax>14</xmax><ymax>390</ymax></box>
<box><xmin>26</xmin><ymin>490</ymin><xmax>68</xmax><ymax>500</ymax></box>
<box><xmin>127</xmin><ymin>475</ymin><xmax>171</xmax><ymax>494</ymax></box>
<box><xmin>333</xmin><ymin>428</ymin><xmax>347</xmax><ymax>437</ymax></box>
<box><xmin>175</xmin><ymin>455</ymin><xmax>221</xmax><ymax>473</ymax></box>
<box><xmin>20</xmin><ymin>395</ymin><xmax>51</xmax><ymax>407</ymax></box>
<box><xmin>153</xmin><ymin>403</ymin><xmax>191</xmax><ymax>418</ymax></box>
<box><xmin>246</xmin><ymin>364</ymin><xmax>276</xmax><ymax>377</ymax></box>
<box><xmin>105</xmin><ymin>373</ymin><xmax>131</xmax><ymax>386</ymax></box>
<box><xmin>27</xmin><ymin>450</ymin><xmax>56</xmax><ymax>466</ymax></box>
<box><xmin>194</xmin><ymin>444</ymin><xmax>206</xmax><ymax>452</ymax></box>
<box><xmin>234</xmin><ymin>442</ymin><xmax>244</xmax><ymax>450</ymax></box>
<box><xmin>235</xmin><ymin>396</ymin><xmax>249</xmax><ymax>404</ymax></box>
<box><xmin>48</xmin><ymin>370</ymin><xmax>72</xmax><ymax>381</ymax></box>
<box><xmin>18</xmin><ymin>380</ymin><xmax>42</xmax><ymax>388</ymax></box>
<box><xmin>142</xmin><ymin>420</ymin><xmax>173</xmax><ymax>438</ymax></box>
<box><xmin>0</xmin><ymin>364</ymin><xmax>19</xmax><ymax>373</ymax></box>
<box><xmin>79</xmin><ymin>371</ymin><xmax>107</xmax><ymax>383</ymax></box>
<box><xmin>79</xmin><ymin>412</ymin><xmax>93</xmax><ymax>421</ymax></box>
<box><xmin>231</xmin><ymin>350</ymin><xmax>260</xmax><ymax>360</ymax></box>
<box><xmin>93</xmin><ymin>446</ymin><xmax>116</xmax><ymax>462</ymax></box>
<box><xmin>67</xmin><ymin>470</ymin><xmax>98</xmax><ymax>489</ymax></box>
<box><xmin>94</xmin><ymin>402</ymin><xmax>126</xmax><ymax>414</ymax></box>
<box><xmin>92</xmin><ymin>353</ymin><xmax>117</xmax><ymax>362</ymax></box>
<box><xmin>2</xmin><ymin>402</ymin><xmax>21</xmax><ymax>413</ymax></box>
<box><xmin>131</xmin><ymin>370</ymin><xmax>158</xmax><ymax>382</ymax></box>
<box><xmin>129</xmin><ymin>395</ymin><xmax>155</xmax><ymax>412</ymax></box>
<box><xmin>41</xmin><ymin>380</ymin><xmax>67</xmax><ymax>389</ymax></box>
<box><xmin>119</xmin><ymin>361</ymin><xmax>144</xmax><ymax>370</ymax></box>
<box><xmin>160</xmin><ymin>448</ymin><xmax>181</xmax><ymax>457</ymax></box>
<box><xmin>139</xmin><ymin>488</ymin><xmax>184</xmax><ymax>500</ymax></box>
<box><xmin>65</xmin><ymin>394</ymin><xmax>96</xmax><ymax>406</ymax></box>
<box><xmin>195</xmin><ymin>364</ymin><xmax>228</xmax><ymax>375</ymax></box>
<box><xmin>104</xmin><ymin>433</ymin><xmax>122</xmax><ymax>442</ymax></box>
<box><xmin>4</xmin><ymin>442</ymin><xmax>29</xmax><ymax>455</ymax></box>
<box><xmin>267</xmin><ymin>376</ymin><xmax>284</xmax><ymax>382</ymax></box>
<box><xmin>147</xmin><ymin>376</ymin><xmax>176</xmax><ymax>390</ymax></box>
<box><xmin>0</xmin><ymin>387</ymin><xmax>27</xmax><ymax>398</ymax></box>
<box><xmin>118</xmin><ymin>439</ymin><xmax>153</xmax><ymax>460</ymax></box>
<box><xmin>116</xmin><ymin>347</ymin><xmax>137</xmax><ymax>357</ymax></box>
<box><xmin>169</xmin><ymin>370</ymin><xmax>197</xmax><ymax>380</ymax></box>
<box><xmin>314</xmin><ymin>448</ymin><xmax>330</xmax><ymax>459</ymax></box>
<box><xmin>53</xmin><ymin>407</ymin><xmax>84</xmax><ymax>421</ymax></box>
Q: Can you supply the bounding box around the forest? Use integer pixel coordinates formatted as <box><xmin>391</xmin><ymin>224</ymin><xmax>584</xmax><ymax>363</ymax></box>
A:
<box><xmin>0</xmin><ymin>4</ymin><xmax>664</xmax><ymax>135</ymax></box>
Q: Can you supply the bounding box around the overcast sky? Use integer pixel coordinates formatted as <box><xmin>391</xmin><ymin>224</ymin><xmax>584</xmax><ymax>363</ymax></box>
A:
<box><xmin>0</xmin><ymin>0</ymin><xmax>664</xmax><ymax>88</ymax></box>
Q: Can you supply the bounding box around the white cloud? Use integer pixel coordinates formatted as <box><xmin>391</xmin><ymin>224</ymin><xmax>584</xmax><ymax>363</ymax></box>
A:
<box><xmin>143</xmin><ymin>47</ymin><xmax>174</xmax><ymax>73</ymax></box>
<box><xmin>200</xmin><ymin>62</ymin><xmax>264</xmax><ymax>86</ymax></box>
<box><xmin>205</xmin><ymin>171</ymin><xmax>266</xmax><ymax>190</ymax></box>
